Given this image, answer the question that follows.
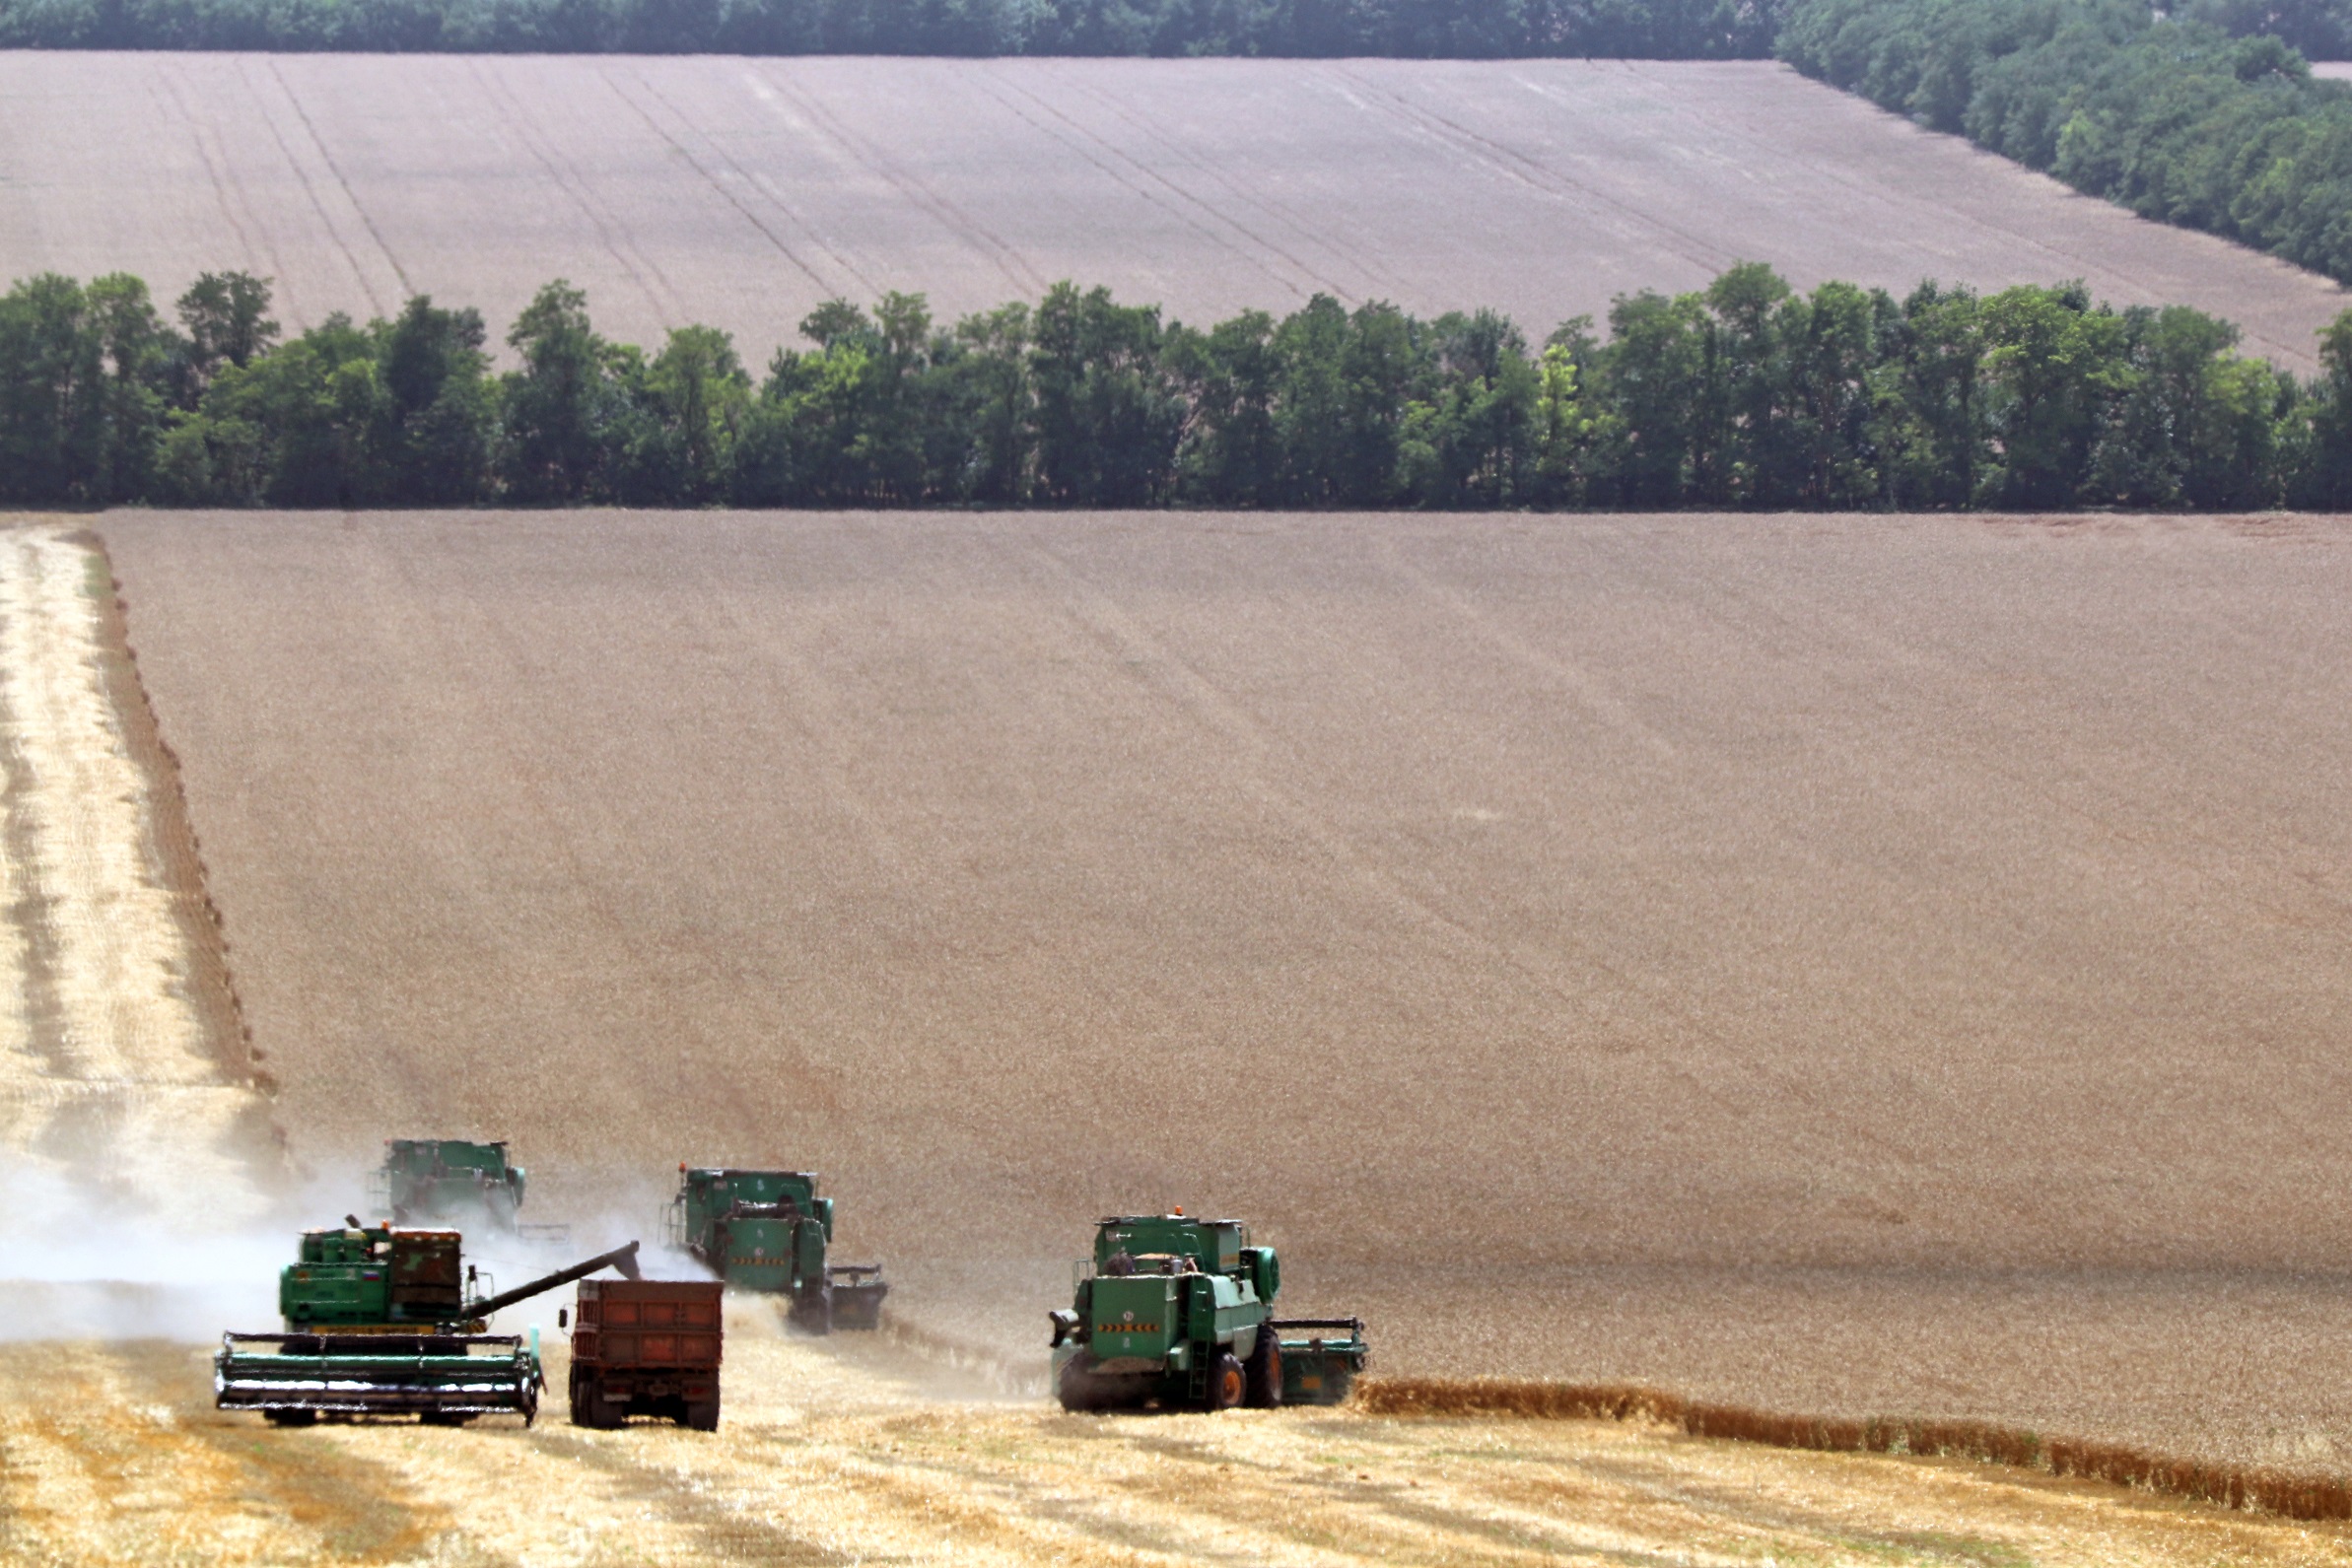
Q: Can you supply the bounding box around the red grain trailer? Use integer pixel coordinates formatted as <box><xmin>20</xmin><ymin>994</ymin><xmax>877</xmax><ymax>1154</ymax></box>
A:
<box><xmin>566</xmin><ymin>1278</ymin><xmax>725</xmax><ymax>1430</ymax></box>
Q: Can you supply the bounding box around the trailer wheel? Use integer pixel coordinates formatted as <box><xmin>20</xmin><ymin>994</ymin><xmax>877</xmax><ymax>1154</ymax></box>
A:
<box><xmin>684</xmin><ymin>1392</ymin><xmax>721</xmax><ymax>1432</ymax></box>
<box><xmin>570</xmin><ymin>1371</ymin><xmax>624</xmax><ymax>1429</ymax></box>
<box><xmin>1243</xmin><ymin>1328</ymin><xmax>1282</xmax><ymax>1408</ymax></box>
<box><xmin>1203</xmin><ymin>1351</ymin><xmax>1245</xmax><ymax>1412</ymax></box>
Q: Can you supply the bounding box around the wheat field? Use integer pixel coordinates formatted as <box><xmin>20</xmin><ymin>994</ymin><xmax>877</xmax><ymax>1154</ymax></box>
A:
<box><xmin>6</xmin><ymin>1298</ymin><xmax>2349</xmax><ymax>1565</ymax></box>
<box><xmin>0</xmin><ymin>56</ymin><xmax>2343</xmax><ymax>368</ymax></box>
<box><xmin>54</xmin><ymin>508</ymin><xmax>2347</xmax><ymax>1482</ymax></box>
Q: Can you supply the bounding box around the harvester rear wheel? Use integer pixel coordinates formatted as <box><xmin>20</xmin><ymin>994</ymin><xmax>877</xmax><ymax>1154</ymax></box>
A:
<box><xmin>1056</xmin><ymin>1356</ymin><xmax>1103</xmax><ymax>1412</ymax></box>
<box><xmin>1203</xmin><ymin>1351</ymin><xmax>1244</xmax><ymax>1412</ymax></box>
<box><xmin>789</xmin><ymin>1285</ymin><xmax>834</xmax><ymax>1336</ymax></box>
<box><xmin>263</xmin><ymin>1408</ymin><xmax>316</xmax><ymax>1428</ymax></box>
<box><xmin>1243</xmin><ymin>1328</ymin><xmax>1282</xmax><ymax>1408</ymax></box>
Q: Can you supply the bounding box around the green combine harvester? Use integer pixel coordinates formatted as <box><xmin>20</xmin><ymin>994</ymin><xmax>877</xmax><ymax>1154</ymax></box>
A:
<box><xmin>1049</xmin><ymin>1211</ymin><xmax>1368</xmax><ymax>1412</ymax></box>
<box><xmin>666</xmin><ymin>1167</ymin><xmax>887</xmax><ymax>1332</ymax></box>
<box><xmin>215</xmin><ymin>1219</ymin><xmax>642</xmax><ymax>1425</ymax></box>
<box><xmin>372</xmin><ymin>1138</ymin><xmax>564</xmax><ymax>1241</ymax></box>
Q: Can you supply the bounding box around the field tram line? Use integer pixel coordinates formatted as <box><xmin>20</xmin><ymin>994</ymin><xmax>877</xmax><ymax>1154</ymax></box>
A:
<box><xmin>1356</xmin><ymin>1377</ymin><xmax>2352</xmax><ymax>1524</ymax></box>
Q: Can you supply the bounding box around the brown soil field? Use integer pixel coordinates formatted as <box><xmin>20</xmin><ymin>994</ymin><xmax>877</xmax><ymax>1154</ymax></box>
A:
<box><xmin>70</xmin><ymin>508</ymin><xmax>2352</xmax><ymax>1487</ymax></box>
<box><xmin>0</xmin><ymin>56</ymin><xmax>2343</xmax><ymax>369</ymax></box>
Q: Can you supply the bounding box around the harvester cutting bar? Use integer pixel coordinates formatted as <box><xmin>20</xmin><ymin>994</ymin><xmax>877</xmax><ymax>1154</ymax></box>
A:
<box><xmin>214</xmin><ymin>1332</ymin><xmax>541</xmax><ymax>1422</ymax></box>
<box><xmin>825</xmin><ymin>1263</ymin><xmax>889</xmax><ymax>1330</ymax></box>
<box><xmin>1271</xmin><ymin>1318</ymin><xmax>1368</xmax><ymax>1405</ymax></box>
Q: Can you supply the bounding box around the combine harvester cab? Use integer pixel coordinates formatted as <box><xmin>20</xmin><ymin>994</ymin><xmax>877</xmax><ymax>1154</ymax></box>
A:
<box><xmin>372</xmin><ymin>1137</ymin><xmax>569</xmax><ymax>1246</ymax></box>
<box><xmin>215</xmin><ymin>1224</ymin><xmax>642</xmax><ymax>1426</ymax></box>
<box><xmin>1049</xmin><ymin>1211</ymin><xmax>1365</xmax><ymax>1412</ymax></box>
<box><xmin>667</xmin><ymin>1166</ymin><xmax>887</xmax><ymax>1333</ymax></box>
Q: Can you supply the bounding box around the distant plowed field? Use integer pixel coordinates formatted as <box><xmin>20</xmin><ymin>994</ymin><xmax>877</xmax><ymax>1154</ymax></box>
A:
<box><xmin>1</xmin><ymin>56</ymin><xmax>2344</xmax><ymax>368</ymax></box>
<box><xmin>95</xmin><ymin>511</ymin><xmax>2352</xmax><ymax>1468</ymax></box>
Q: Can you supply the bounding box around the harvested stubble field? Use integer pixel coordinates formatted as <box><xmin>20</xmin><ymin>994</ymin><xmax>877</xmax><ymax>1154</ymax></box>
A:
<box><xmin>0</xmin><ymin>55</ymin><xmax>2345</xmax><ymax>369</ymax></box>
<box><xmin>14</xmin><ymin>1299</ymin><xmax>2349</xmax><ymax>1567</ymax></box>
<box><xmin>52</xmin><ymin>503</ymin><xmax>2351</xmax><ymax>1508</ymax></box>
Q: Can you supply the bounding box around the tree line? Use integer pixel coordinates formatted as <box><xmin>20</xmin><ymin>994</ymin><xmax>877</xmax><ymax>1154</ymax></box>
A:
<box><xmin>12</xmin><ymin>265</ymin><xmax>2352</xmax><ymax>512</ymax></box>
<box><xmin>1779</xmin><ymin>0</ymin><xmax>2352</xmax><ymax>284</ymax></box>
<box><xmin>0</xmin><ymin>0</ymin><xmax>1784</xmax><ymax>56</ymax></box>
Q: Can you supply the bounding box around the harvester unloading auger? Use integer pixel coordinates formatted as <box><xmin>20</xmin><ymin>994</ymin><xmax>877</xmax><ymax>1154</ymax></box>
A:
<box><xmin>215</xmin><ymin>1221</ymin><xmax>643</xmax><ymax>1426</ymax></box>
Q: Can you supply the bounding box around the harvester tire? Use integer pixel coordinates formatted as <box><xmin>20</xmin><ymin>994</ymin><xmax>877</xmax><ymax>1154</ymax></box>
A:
<box><xmin>1243</xmin><ymin>1328</ymin><xmax>1282</xmax><ymax>1408</ymax></box>
<box><xmin>1056</xmin><ymin>1356</ymin><xmax>1103</xmax><ymax>1412</ymax></box>
<box><xmin>1203</xmin><ymin>1351</ymin><xmax>1245</xmax><ymax>1412</ymax></box>
<box><xmin>789</xmin><ymin>1287</ymin><xmax>834</xmax><ymax>1336</ymax></box>
<box><xmin>684</xmin><ymin>1393</ymin><xmax>721</xmax><ymax>1432</ymax></box>
<box><xmin>420</xmin><ymin>1410</ymin><xmax>476</xmax><ymax>1427</ymax></box>
<box><xmin>263</xmin><ymin>1408</ymin><xmax>317</xmax><ymax>1428</ymax></box>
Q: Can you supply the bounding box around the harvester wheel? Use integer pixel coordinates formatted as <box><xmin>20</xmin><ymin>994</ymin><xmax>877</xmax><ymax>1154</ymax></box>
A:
<box><xmin>263</xmin><ymin>1408</ymin><xmax>316</xmax><ymax>1428</ymax></box>
<box><xmin>419</xmin><ymin>1410</ymin><xmax>475</xmax><ymax>1427</ymax></box>
<box><xmin>1243</xmin><ymin>1328</ymin><xmax>1282</xmax><ymax>1408</ymax></box>
<box><xmin>1203</xmin><ymin>1351</ymin><xmax>1245</xmax><ymax>1412</ymax></box>
<box><xmin>1056</xmin><ymin>1357</ymin><xmax>1102</xmax><ymax>1412</ymax></box>
<box><xmin>789</xmin><ymin>1287</ymin><xmax>834</xmax><ymax>1336</ymax></box>
<box><xmin>684</xmin><ymin>1393</ymin><xmax>721</xmax><ymax>1432</ymax></box>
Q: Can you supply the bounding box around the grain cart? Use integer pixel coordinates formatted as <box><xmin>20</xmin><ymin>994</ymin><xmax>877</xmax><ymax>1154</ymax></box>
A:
<box><xmin>666</xmin><ymin>1167</ymin><xmax>887</xmax><ymax>1332</ymax></box>
<box><xmin>562</xmin><ymin>1278</ymin><xmax>725</xmax><ymax>1430</ymax></box>
<box><xmin>214</xmin><ymin>1222</ymin><xmax>642</xmax><ymax>1426</ymax></box>
<box><xmin>1048</xmin><ymin>1211</ymin><xmax>1367</xmax><ymax>1412</ymax></box>
<box><xmin>372</xmin><ymin>1138</ymin><xmax>566</xmax><ymax>1242</ymax></box>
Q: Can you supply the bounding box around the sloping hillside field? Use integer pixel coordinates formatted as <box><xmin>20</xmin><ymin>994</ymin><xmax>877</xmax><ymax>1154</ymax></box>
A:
<box><xmin>80</xmin><ymin>509</ymin><xmax>2352</xmax><ymax>1498</ymax></box>
<box><xmin>0</xmin><ymin>55</ymin><xmax>2344</xmax><ymax>369</ymax></box>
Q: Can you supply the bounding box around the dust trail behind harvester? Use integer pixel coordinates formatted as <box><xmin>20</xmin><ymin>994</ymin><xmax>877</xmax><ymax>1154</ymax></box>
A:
<box><xmin>0</xmin><ymin>525</ymin><xmax>281</xmax><ymax>1339</ymax></box>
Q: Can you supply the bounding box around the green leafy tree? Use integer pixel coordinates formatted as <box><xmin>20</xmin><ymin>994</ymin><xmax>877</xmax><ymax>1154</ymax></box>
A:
<box><xmin>1029</xmin><ymin>283</ymin><xmax>1183</xmax><ymax>507</ymax></box>
<box><xmin>1878</xmin><ymin>282</ymin><xmax>1987</xmax><ymax>509</ymax></box>
<box><xmin>1978</xmin><ymin>282</ymin><xmax>2129</xmax><ymax>507</ymax></box>
<box><xmin>0</xmin><ymin>274</ymin><xmax>105</xmax><ymax>504</ymax></box>
<box><xmin>937</xmin><ymin>302</ymin><xmax>1034</xmax><ymax>505</ymax></box>
<box><xmin>501</xmin><ymin>281</ymin><xmax>623</xmax><ymax>503</ymax></box>
<box><xmin>1170</xmin><ymin>308</ymin><xmax>1280</xmax><ymax>506</ymax></box>
<box><xmin>1396</xmin><ymin>308</ymin><xmax>1539</xmax><ymax>506</ymax></box>
<box><xmin>175</xmin><ymin>271</ymin><xmax>279</xmax><ymax>404</ymax></box>
<box><xmin>1596</xmin><ymin>288</ymin><xmax>1714</xmax><ymax>506</ymax></box>
<box><xmin>378</xmin><ymin>296</ymin><xmax>494</xmax><ymax>504</ymax></box>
